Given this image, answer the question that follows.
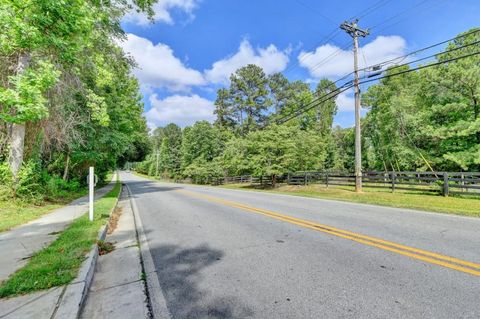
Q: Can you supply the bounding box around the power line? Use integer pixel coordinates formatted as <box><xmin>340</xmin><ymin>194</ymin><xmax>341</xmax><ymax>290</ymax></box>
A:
<box><xmin>277</xmin><ymin>85</ymin><xmax>353</xmax><ymax>124</ymax></box>
<box><xmin>369</xmin><ymin>0</ymin><xmax>431</xmax><ymax>31</ymax></box>
<box><xmin>352</xmin><ymin>0</ymin><xmax>393</xmax><ymax>20</ymax></box>
<box><xmin>276</xmin><ymin>49</ymin><xmax>480</xmax><ymax>125</ymax></box>
<box><xmin>292</xmin><ymin>0</ymin><xmax>337</xmax><ymax>24</ymax></box>
<box><xmin>298</xmin><ymin>1</ymin><xmax>432</xmax><ymax>79</ymax></box>
<box><xmin>285</xmin><ymin>1</ymin><xmax>392</xmax><ymax>76</ymax></box>
<box><xmin>369</xmin><ymin>38</ymin><xmax>480</xmax><ymax>75</ymax></box>
<box><xmin>325</xmin><ymin>29</ymin><xmax>480</xmax><ymax>88</ymax></box>
<box><xmin>359</xmin><ymin>50</ymin><xmax>480</xmax><ymax>85</ymax></box>
<box><xmin>303</xmin><ymin>42</ymin><xmax>353</xmax><ymax>76</ymax></box>
<box><xmin>283</xmin><ymin>29</ymin><xmax>342</xmax><ymax>75</ymax></box>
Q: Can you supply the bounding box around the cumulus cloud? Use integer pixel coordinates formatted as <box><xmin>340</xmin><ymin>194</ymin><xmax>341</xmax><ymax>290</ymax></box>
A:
<box><xmin>299</xmin><ymin>35</ymin><xmax>407</xmax><ymax>78</ymax></box>
<box><xmin>335</xmin><ymin>89</ymin><xmax>355</xmax><ymax>112</ymax></box>
<box><xmin>119</xmin><ymin>33</ymin><xmax>205</xmax><ymax>92</ymax></box>
<box><xmin>145</xmin><ymin>94</ymin><xmax>215</xmax><ymax>128</ymax></box>
<box><xmin>205</xmin><ymin>39</ymin><xmax>290</xmax><ymax>84</ymax></box>
<box><xmin>124</xmin><ymin>0</ymin><xmax>199</xmax><ymax>26</ymax></box>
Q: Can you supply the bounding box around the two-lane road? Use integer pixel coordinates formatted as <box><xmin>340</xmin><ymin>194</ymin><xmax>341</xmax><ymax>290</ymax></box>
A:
<box><xmin>122</xmin><ymin>172</ymin><xmax>479</xmax><ymax>319</ymax></box>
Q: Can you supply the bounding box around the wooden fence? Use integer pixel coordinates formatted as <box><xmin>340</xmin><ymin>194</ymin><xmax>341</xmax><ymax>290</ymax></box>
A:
<box><xmin>214</xmin><ymin>171</ymin><xmax>480</xmax><ymax>197</ymax></box>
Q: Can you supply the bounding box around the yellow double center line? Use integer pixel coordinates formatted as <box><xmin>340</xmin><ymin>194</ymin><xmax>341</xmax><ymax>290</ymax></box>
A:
<box><xmin>177</xmin><ymin>189</ymin><xmax>480</xmax><ymax>276</ymax></box>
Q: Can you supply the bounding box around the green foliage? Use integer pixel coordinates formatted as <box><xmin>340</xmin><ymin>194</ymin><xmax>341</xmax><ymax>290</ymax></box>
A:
<box><xmin>134</xmin><ymin>28</ymin><xmax>480</xmax><ymax>184</ymax></box>
<box><xmin>0</xmin><ymin>0</ymin><xmax>153</xmax><ymax>201</ymax></box>
<box><xmin>0</xmin><ymin>61</ymin><xmax>60</xmax><ymax>123</ymax></box>
<box><xmin>362</xmin><ymin>28</ymin><xmax>480</xmax><ymax>171</ymax></box>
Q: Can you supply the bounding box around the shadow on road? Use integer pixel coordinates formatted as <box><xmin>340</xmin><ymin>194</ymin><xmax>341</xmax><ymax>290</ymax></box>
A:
<box><xmin>125</xmin><ymin>180</ymin><xmax>183</xmax><ymax>196</ymax></box>
<box><xmin>150</xmin><ymin>244</ymin><xmax>254</xmax><ymax>319</ymax></box>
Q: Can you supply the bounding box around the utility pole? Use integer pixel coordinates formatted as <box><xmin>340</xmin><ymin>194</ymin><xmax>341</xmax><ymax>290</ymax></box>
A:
<box><xmin>155</xmin><ymin>151</ymin><xmax>160</xmax><ymax>177</ymax></box>
<box><xmin>340</xmin><ymin>19</ymin><xmax>369</xmax><ymax>193</ymax></box>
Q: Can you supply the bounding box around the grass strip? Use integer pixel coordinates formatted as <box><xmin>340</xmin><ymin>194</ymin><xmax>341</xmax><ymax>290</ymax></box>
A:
<box><xmin>220</xmin><ymin>184</ymin><xmax>480</xmax><ymax>217</ymax></box>
<box><xmin>0</xmin><ymin>190</ymin><xmax>87</xmax><ymax>233</ymax></box>
<box><xmin>134</xmin><ymin>172</ymin><xmax>479</xmax><ymax>217</ymax></box>
<box><xmin>0</xmin><ymin>182</ymin><xmax>121</xmax><ymax>298</ymax></box>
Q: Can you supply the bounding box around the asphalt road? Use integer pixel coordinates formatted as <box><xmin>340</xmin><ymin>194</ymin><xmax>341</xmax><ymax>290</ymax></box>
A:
<box><xmin>122</xmin><ymin>171</ymin><xmax>480</xmax><ymax>319</ymax></box>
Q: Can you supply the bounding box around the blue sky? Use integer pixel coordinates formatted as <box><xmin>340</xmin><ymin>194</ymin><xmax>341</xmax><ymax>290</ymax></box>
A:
<box><xmin>120</xmin><ymin>0</ymin><xmax>480</xmax><ymax>129</ymax></box>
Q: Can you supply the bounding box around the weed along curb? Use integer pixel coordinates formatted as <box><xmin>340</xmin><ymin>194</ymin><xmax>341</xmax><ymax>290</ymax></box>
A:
<box><xmin>51</xmin><ymin>182</ymin><xmax>122</xmax><ymax>319</ymax></box>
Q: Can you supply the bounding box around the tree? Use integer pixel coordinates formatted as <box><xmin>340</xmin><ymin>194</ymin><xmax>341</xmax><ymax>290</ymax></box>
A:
<box><xmin>159</xmin><ymin>123</ymin><xmax>182</xmax><ymax>178</ymax></box>
<box><xmin>229</xmin><ymin>64</ymin><xmax>272</xmax><ymax>134</ymax></box>
<box><xmin>316</xmin><ymin>79</ymin><xmax>338</xmax><ymax>135</ymax></box>
<box><xmin>181</xmin><ymin>121</ymin><xmax>224</xmax><ymax>181</ymax></box>
<box><xmin>214</xmin><ymin>88</ymin><xmax>236</xmax><ymax>130</ymax></box>
<box><xmin>418</xmin><ymin>28</ymin><xmax>480</xmax><ymax>170</ymax></box>
<box><xmin>0</xmin><ymin>0</ymin><xmax>155</xmax><ymax>196</ymax></box>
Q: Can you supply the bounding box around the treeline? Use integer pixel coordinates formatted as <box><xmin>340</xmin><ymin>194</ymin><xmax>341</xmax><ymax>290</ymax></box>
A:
<box><xmin>137</xmin><ymin>28</ymin><xmax>480</xmax><ymax>184</ymax></box>
<box><xmin>0</xmin><ymin>1</ymin><xmax>154</xmax><ymax>201</ymax></box>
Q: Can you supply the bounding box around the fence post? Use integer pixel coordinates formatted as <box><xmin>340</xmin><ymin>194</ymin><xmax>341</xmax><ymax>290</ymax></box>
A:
<box><xmin>461</xmin><ymin>173</ymin><xmax>465</xmax><ymax>192</ymax></box>
<box><xmin>326</xmin><ymin>173</ymin><xmax>329</xmax><ymax>188</ymax></box>
<box><xmin>391</xmin><ymin>172</ymin><xmax>396</xmax><ymax>192</ymax></box>
<box><xmin>287</xmin><ymin>173</ymin><xmax>291</xmax><ymax>185</ymax></box>
<box><xmin>304</xmin><ymin>172</ymin><xmax>307</xmax><ymax>186</ymax></box>
<box><xmin>443</xmin><ymin>172</ymin><xmax>449</xmax><ymax>197</ymax></box>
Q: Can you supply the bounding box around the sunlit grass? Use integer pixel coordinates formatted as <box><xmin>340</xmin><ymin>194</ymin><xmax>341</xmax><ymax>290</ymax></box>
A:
<box><xmin>0</xmin><ymin>183</ymin><xmax>121</xmax><ymax>298</ymax></box>
<box><xmin>219</xmin><ymin>184</ymin><xmax>480</xmax><ymax>217</ymax></box>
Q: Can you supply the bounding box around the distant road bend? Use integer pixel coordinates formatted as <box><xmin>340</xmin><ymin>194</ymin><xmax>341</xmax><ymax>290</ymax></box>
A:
<box><xmin>122</xmin><ymin>171</ymin><xmax>480</xmax><ymax>319</ymax></box>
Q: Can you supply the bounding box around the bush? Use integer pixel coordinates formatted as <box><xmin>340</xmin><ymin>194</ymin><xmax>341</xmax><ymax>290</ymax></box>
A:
<box><xmin>0</xmin><ymin>161</ymin><xmax>82</xmax><ymax>203</ymax></box>
<box><xmin>14</xmin><ymin>160</ymin><xmax>44</xmax><ymax>202</ymax></box>
<box><xmin>183</xmin><ymin>159</ymin><xmax>223</xmax><ymax>184</ymax></box>
<box><xmin>44</xmin><ymin>172</ymin><xmax>82</xmax><ymax>198</ymax></box>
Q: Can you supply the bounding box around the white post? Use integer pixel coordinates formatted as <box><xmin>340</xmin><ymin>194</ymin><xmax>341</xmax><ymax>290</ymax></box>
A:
<box><xmin>89</xmin><ymin>167</ymin><xmax>94</xmax><ymax>221</ymax></box>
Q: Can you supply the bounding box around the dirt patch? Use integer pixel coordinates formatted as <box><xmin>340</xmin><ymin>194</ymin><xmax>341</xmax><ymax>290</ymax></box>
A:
<box><xmin>107</xmin><ymin>206</ymin><xmax>123</xmax><ymax>234</ymax></box>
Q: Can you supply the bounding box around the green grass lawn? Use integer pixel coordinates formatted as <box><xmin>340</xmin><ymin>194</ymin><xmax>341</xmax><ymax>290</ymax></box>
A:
<box><xmin>220</xmin><ymin>184</ymin><xmax>480</xmax><ymax>217</ymax></box>
<box><xmin>0</xmin><ymin>182</ymin><xmax>121</xmax><ymax>298</ymax></box>
<box><xmin>0</xmin><ymin>190</ymin><xmax>87</xmax><ymax>233</ymax></box>
<box><xmin>134</xmin><ymin>171</ymin><xmax>480</xmax><ymax>217</ymax></box>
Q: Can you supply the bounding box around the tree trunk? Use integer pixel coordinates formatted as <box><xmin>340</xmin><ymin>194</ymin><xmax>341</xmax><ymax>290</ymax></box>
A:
<box><xmin>8</xmin><ymin>123</ymin><xmax>26</xmax><ymax>178</ymax></box>
<box><xmin>63</xmin><ymin>153</ymin><xmax>70</xmax><ymax>180</ymax></box>
<box><xmin>8</xmin><ymin>52</ymin><xmax>31</xmax><ymax>179</ymax></box>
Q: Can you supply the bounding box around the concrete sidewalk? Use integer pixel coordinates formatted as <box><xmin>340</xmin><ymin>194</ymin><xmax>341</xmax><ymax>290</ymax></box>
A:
<box><xmin>80</xmin><ymin>189</ymin><xmax>148</xmax><ymax>318</ymax></box>
<box><xmin>0</xmin><ymin>178</ymin><xmax>116</xmax><ymax>283</ymax></box>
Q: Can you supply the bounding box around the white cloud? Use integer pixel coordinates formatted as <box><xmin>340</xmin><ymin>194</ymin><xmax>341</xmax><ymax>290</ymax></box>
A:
<box><xmin>335</xmin><ymin>89</ymin><xmax>355</xmax><ymax>112</ymax></box>
<box><xmin>205</xmin><ymin>39</ymin><xmax>290</xmax><ymax>84</ymax></box>
<box><xmin>119</xmin><ymin>33</ymin><xmax>205</xmax><ymax>92</ymax></box>
<box><xmin>299</xmin><ymin>35</ymin><xmax>407</xmax><ymax>78</ymax></box>
<box><xmin>145</xmin><ymin>94</ymin><xmax>215</xmax><ymax>128</ymax></box>
<box><xmin>124</xmin><ymin>0</ymin><xmax>199</xmax><ymax>26</ymax></box>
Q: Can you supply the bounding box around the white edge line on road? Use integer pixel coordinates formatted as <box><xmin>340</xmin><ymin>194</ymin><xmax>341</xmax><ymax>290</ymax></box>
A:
<box><xmin>125</xmin><ymin>183</ymin><xmax>172</xmax><ymax>319</ymax></box>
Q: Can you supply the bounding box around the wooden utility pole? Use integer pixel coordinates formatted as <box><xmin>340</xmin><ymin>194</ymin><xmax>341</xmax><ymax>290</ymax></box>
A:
<box><xmin>340</xmin><ymin>19</ymin><xmax>369</xmax><ymax>193</ymax></box>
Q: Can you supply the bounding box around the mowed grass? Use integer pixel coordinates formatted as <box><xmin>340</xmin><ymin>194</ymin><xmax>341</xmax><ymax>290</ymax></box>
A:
<box><xmin>0</xmin><ymin>190</ymin><xmax>86</xmax><ymax>233</ymax></box>
<box><xmin>0</xmin><ymin>182</ymin><xmax>121</xmax><ymax>298</ymax></box>
<box><xmin>133</xmin><ymin>171</ymin><xmax>480</xmax><ymax>217</ymax></box>
<box><xmin>220</xmin><ymin>184</ymin><xmax>480</xmax><ymax>217</ymax></box>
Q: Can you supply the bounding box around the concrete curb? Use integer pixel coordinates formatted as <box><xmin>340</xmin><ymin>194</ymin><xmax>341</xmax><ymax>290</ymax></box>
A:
<box><xmin>125</xmin><ymin>183</ymin><xmax>171</xmax><ymax>319</ymax></box>
<box><xmin>52</xmin><ymin>175</ymin><xmax>121</xmax><ymax>319</ymax></box>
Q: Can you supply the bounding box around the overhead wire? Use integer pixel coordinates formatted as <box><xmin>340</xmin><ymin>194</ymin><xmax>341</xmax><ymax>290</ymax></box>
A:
<box><xmin>349</xmin><ymin>0</ymin><xmax>393</xmax><ymax>21</ymax></box>
<box><xmin>285</xmin><ymin>0</ymin><xmax>393</xmax><ymax>76</ymax></box>
<box><xmin>322</xmin><ymin>29</ymin><xmax>480</xmax><ymax>89</ymax></box>
<box><xmin>276</xmin><ymin>46</ymin><xmax>480</xmax><ymax>124</ymax></box>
